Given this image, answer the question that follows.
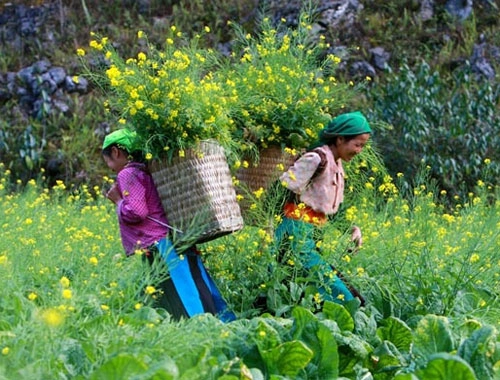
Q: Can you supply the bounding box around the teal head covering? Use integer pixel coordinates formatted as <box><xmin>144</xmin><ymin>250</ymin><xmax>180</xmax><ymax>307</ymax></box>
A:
<box><xmin>319</xmin><ymin>111</ymin><xmax>372</xmax><ymax>143</ymax></box>
<box><xmin>102</xmin><ymin>129</ymin><xmax>137</xmax><ymax>152</ymax></box>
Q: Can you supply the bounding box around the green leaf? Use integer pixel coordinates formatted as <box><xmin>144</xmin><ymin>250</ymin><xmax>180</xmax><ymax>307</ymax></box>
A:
<box><xmin>377</xmin><ymin>316</ymin><xmax>413</xmax><ymax>352</ymax></box>
<box><xmin>412</xmin><ymin>315</ymin><xmax>455</xmax><ymax>361</ymax></box>
<box><xmin>415</xmin><ymin>353</ymin><xmax>477</xmax><ymax>380</ymax></box>
<box><xmin>393</xmin><ymin>374</ymin><xmax>420</xmax><ymax>380</ymax></box>
<box><xmin>261</xmin><ymin>340</ymin><xmax>313</xmax><ymax>377</ymax></box>
<box><xmin>254</xmin><ymin>320</ymin><xmax>282</xmax><ymax>352</ymax></box>
<box><xmin>457</xmin><ymin>325</ymin><xmax>497</xmax><ymax>380</ymax></box>
<box><xmin>322</xmin><ymin>301</ymin><xmax>355</xmax><ymax>332</ymax></box>
<box><xmin>458</xmin><ymin>319</ymin><xmax>483</xmax><ymax>336</ymax></box>
<box><xmin>315</xmin><ymin>323</ymin><xmax>339</xmax><ymax>379</ymax></box>
<box><xmin>248</xmin><ymin>368</ymin><xmax>265</xmax><ymax>380</ymax></box>
<box><xmin>59</xmin><ymin>338</ymin><xmax>88</xmax><ymax>377</ymax></box>
<box><xmin>24</xmin><ymin>155</ymin><xmax>34</xmax><ymax>170</ymax></box>
<box><xmin>330</xmin><ymin>325</ymin><xmax>372</xmax><ymax>377</ymax></box>
<box><xmin>372</xmin><ymin>340</ymin><xmax>406</xmax><ymax>376</ymax></box>
<box><xmin>89</xmin><ymin>354</ymin><xmax>148</xmax><ymax>380</ymax></box>
<box><xmin>139</xmin><ymin>356</ymin><xmax>179</xmax><ymax>380</ymax></box>
<box><xmin>143</xmin><ymin>370</ymin><xmax>176</xmax><ymax>380</ymax></box>
<box><xmin>290</xmin><ymin>307</ymin><xmax>339</xmax><ymax>378</ymax></box>
<box><xmin>291</xmin><ymin>306</ymin><xmax>318</xmax><ymax>341</ymax></box>
<box><xmin>327</xmin><ymin>324</ymin><xmax>372</xmax><ymax>360</ymax></box>
<box><xmin>354</xmin><ymin>310</ymin><xmax>379</xmax><ymax>346</ymax></box>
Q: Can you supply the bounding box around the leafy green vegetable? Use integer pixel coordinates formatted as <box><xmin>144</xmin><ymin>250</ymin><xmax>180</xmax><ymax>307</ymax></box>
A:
<box><xmin>415</xmin><ymin>353</ymin><xmax>477</xmax><ymax>380</ymax></box>
<box><xmin>377</xmin><ymin>316</ymin><xmax>413</xmax><ymax>352</ymax></box>
<box><xmin>412</xmin><ymin>315</ymin><xmax>455</xmax><ymax>364</ymax></box>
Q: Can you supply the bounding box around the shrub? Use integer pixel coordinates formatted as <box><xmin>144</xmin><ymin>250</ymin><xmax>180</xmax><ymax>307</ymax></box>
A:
<box><xmin>367</xmin><ymin>60</ymin><xmax>500</xmax><ymax>198</ymax></box>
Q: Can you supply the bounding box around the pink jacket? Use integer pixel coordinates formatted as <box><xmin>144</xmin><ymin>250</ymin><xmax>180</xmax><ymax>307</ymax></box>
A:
<box><xmin>280</xmin><ymin>145</ymin><xmax>344</xmax><ymax>215</ymax></box>
<box><xmin>115</xmin><ymin>162</ymin><xmax>169</xmax><ymax>255</ymax></box>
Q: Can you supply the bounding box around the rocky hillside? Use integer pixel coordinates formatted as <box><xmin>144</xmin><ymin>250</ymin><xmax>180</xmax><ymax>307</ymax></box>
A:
<box><xmin>0</xmin><ymin>0</ymin><xmax>499</xmax><ymax>187</ymax></box>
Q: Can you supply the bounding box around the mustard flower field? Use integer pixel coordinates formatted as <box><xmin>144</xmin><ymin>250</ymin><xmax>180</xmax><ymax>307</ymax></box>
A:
<box><xmin>0</xmin><ymin>161</ymin><xmax>499</xmax><ymax>379</ymax></box>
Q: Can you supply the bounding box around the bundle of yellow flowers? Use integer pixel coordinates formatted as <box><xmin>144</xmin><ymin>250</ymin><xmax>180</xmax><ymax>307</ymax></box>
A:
<box><xmin>84</xmin><ymin>27</ymin><xmax>233</xmax><ymax>161</ymax></box>
<box><xmin>80</xmin><ymin>29</ymin><xmax>244</xmax><ymax>243</ymax></box>
<box><xmin>223</xmin><ymin>14</ymin><xmax>356</xmax><ymax>155</ymax></box>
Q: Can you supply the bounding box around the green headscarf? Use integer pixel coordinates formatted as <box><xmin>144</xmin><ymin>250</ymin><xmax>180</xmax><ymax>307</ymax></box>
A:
<box><xmin>102</xmin><ymin>129</ymin><xmax>137</xmax><ymax>152</ymax></box>
<box><xmin>319</xmin><ymin>111</ymin><xmax>372</xmax><ymax>143</ymax></box>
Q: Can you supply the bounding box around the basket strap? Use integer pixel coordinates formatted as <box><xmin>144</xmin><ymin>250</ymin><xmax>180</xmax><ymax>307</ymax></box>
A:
<box><xmin>147</xmin><ymin>216</ymin><xmax>184</xmax><ymax>234</ymax></box>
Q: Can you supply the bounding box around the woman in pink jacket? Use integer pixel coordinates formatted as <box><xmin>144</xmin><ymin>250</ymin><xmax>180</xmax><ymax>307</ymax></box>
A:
<box><xmin>102</xmin><ymin>129</ymin><xmax>235</xmax><ymax>322</ymax></box>
<box><xmin>275</xmin><ymin>111</ymin><xmax>372</xmax><ymax>307</ymax></box>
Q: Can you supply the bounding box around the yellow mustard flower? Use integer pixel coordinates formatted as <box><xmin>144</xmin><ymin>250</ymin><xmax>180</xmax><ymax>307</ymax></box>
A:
<box><xmin>40</xmin><ymin>308</ymin><xmax>65</xmax><ymax>327</ymax></box>
<box><xmin>62</xmin><ymin>289</ymin><xmax>72</xmax><ymax>299</ymax></box>
<box><xmin>60</xmin><ymin>276</ymin><xmax>70</xmax><ymax>287</ymax></box>
<box><xmin>28</xmin><ymin>292</ymin><xmax>38</xmax><ymax>301</ymax></box>
<box><xmin>89</xmin><ymin>257</ymin><xmax>98</xmax><ymax>265</ymax></box>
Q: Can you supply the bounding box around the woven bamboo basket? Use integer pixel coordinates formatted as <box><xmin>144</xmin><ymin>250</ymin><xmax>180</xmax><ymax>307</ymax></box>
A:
<box><xmin>234</xmin><ymin>146</ymin><xmax>297</xmax><ymax>223</ymax></box>
<box><xmin>150</xmin><ymin>140</ymin><xmax>244</xmax><ymax>244</ymax></box>
<box><xmin>235</xmin><ymin>146</ymin><xmax>296</xmax><ymax>194</ymax></box>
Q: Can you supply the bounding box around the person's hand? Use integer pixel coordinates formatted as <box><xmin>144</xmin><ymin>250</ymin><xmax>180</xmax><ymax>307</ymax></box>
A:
<box><xmin>348</xmin><ymin>225</ymin><xmax>363</xmax><ymax>254</ymax></box>
<box><xmin>106</xmin><ymin>183</ymin><xmax>122</xmax><ymax>204</ymax></box>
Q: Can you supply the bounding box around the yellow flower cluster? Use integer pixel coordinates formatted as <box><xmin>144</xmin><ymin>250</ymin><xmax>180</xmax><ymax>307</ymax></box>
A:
<box><xmin>224</xmin><ymin>15</ymin><xmax>354</xmax><ymax>152</ymax></box>
<box><xmin>83</xmin><ymin>27</ymin><xmax>233</xmax><ymax>160</ymax></box>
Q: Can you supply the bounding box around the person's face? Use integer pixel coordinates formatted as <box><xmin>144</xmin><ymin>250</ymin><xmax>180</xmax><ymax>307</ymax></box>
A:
<box><xmin>334</xmin><ymin>133</ymin><xmax>370</xmax><ymax>162</ymax></box>
<box><xmin>103</xmin><ymin>146</ymin><xmax>128</xmax><ymax>173</ymax></box>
